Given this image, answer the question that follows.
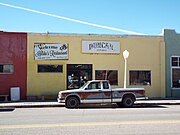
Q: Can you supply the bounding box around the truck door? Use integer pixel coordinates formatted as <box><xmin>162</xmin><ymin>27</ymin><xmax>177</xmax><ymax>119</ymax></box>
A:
<box><xmin>102</xmin><ymin>81</ymin><xmax>112</xmax><ymax>103</ymax></box>
<box><xmin>82</xmin><ymin>81</ymin><xmax>103</xmax><ymax>103</ymax></box>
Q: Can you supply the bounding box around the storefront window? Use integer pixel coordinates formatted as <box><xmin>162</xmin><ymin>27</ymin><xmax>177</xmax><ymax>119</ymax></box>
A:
<box><xmin>95</xmin><ymin>70</ymin><xmax>118</xmax><ymax>85</ymax></box>
<box><xmin>172</xmin><ymin>69</ymin><xmax>180</xmax><ymax>88</ymax></box>
<box><xmin>0</xmin><ymin>64</ymin><xmax>14</xmax><ymax>74</ymax></box>
<box><xmin>129</xmin><ymin>70</ymin><xmax>151</xmax><ymax>85</ymax></box>
<box><xmin>171</xmin><ymin>56</ymin><xmax>180</xmax><ymax>88</ymax></box>
<box><xmin>67</xmin><ymin>64</ymin><xmax>92</xmax><ymax>89</ymax></box>
<box><xmin>38</xmin><ymin>64</ymin><xmax>63</xmax><ymax>73</ymax></box>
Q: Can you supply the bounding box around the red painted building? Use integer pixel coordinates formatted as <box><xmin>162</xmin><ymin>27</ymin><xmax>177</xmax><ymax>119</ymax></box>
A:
<box><xmin>0</xmin><ymin>32</ymin><xmax>27</xmax><ymax>100</ymax></box>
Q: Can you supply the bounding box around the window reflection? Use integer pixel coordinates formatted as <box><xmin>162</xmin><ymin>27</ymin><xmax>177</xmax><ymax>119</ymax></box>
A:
<box><xmin>0</xmin><ymin>64</ymin><xmax>14</xmax><ymax>74</ymax></box>
<box><xmin>130</xmin><ymin>70</ymin><xmax>151</xmax><ymax>85</ymax></box>
<box><xmin>95</xmin><ymin>70</ymin><xmax>118</xmax><ymax>85</ymax></box>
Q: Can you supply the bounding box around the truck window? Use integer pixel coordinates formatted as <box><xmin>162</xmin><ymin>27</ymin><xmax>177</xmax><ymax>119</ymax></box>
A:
<box><xmin>87</xmin><ymin>82</ymin><xmax>101</xmax><ymax>90</ymax></box>
<box><xmin>103</xmin><ymin>82</ymin><xmax>109</xmax><ymax>89</ymax></box>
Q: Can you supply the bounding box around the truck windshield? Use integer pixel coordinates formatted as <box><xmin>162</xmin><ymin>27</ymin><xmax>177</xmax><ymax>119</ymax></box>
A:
<box><xmin>80</xmin><ymin>82</ymin><xmax>89</xmax><ymax>89</ymax></box>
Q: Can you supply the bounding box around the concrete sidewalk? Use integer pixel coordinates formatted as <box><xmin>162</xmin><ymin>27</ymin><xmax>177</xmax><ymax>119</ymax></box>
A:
<box><xmin>0</xmin><ymin>99</ymin><xmax>180</xmax><ymax>108</ymax></box>
<box><xmin>0</xmin><ymin>101</ymin><xmax>63</xmax><ymax>108</ymax></box>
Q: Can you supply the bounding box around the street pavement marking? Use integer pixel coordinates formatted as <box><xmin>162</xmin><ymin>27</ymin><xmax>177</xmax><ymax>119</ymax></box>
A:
<box><xmin>1</xmin><ymin>120</ymin><xmax>180</xmax><ymax>129</ymax></box>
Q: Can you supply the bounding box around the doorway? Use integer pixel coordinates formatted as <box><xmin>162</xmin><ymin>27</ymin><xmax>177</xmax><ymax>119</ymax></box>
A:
<box><xmin>67</xmin><ymin>64</ymin><xmax>92</xmax><ymax>89</ymax></box>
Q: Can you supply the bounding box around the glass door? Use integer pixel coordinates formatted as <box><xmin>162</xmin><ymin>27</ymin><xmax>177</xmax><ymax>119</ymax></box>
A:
<box><xmin>67</xmin><ymin>64</ymin><xmax>92</xmax><ymax>89</ymax></box>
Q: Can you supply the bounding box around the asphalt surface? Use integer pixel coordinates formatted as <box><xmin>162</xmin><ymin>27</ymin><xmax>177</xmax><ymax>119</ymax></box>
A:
<box><xmin>0</xmin><ymin>105</ymin><xmax>180</xmax><ymax>135</ymax></box>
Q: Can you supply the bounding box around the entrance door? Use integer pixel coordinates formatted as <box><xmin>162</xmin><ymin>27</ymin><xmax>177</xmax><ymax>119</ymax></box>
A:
<box><xmin>67</xmin><ymin>64</ymin><xmax>92</xmax><ymax>89</ymax></box>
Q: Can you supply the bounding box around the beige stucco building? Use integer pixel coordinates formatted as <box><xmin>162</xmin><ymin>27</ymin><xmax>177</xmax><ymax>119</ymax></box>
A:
<box><xmin>27</xmin><ymin>33</ymin><xmax>165</xmax><ymax>99</ymax></box>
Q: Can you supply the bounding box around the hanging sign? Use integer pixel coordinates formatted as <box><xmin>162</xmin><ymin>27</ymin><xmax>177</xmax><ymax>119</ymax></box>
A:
<box><xmin>34</xmin><ymin>43</ymin><xmax>68</xmax><ymax>60</ymax></box>
<box><xmin>82</xmin><ymin>40</ymin><xmax>120</xmax><ymax>54</ymax></box>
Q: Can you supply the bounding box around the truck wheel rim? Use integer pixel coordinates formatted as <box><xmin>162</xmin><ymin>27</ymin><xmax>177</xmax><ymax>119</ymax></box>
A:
<box><xmin>126</xmin><ymin>99</ymin><xmax>132</xmax><ymax>105</ymax></box>
<box><xmin>67</xmin><ymin>98</ymin><xmax>79</xmax><ymax>108</ymax></box>
<box><xmin>70</xmin><ymin>100</ymin><xmax>76</xmax><ymax>106</ymax></box>
<box><xmin>124</xmin><ymin>98</ymin><xmax>133</xmax><ymax>106</ymax></box>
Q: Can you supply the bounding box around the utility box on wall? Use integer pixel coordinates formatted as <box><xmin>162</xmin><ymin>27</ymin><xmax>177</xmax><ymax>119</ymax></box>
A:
<box><xmin>10</xmin><ymin>87</ymin><xmax>20</xmax><ymax>101</ymax></box>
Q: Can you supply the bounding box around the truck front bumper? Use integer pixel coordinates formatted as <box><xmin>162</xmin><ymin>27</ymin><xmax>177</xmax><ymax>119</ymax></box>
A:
<box><xmin>57</xmin><ymin>98</ymin><xmax>65</xmax><ymax>103</ymax></box>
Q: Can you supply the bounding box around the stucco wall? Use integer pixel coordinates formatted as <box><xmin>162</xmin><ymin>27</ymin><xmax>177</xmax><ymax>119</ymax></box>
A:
<box><xmin>27</xmin><ymin>33</ymin><xmax>165</xmax><ymax>98</ymax></box>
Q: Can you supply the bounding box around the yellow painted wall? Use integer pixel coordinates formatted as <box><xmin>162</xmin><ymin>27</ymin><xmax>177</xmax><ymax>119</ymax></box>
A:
<box><xmin>27</xmin><ymin>33</ymin><xmax>165</xmax><ymax>98</ymax></box>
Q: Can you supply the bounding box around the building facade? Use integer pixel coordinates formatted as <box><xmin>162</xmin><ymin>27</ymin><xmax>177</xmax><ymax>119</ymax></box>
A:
<box><xmin>27</xmin><ymin>33</ymin><xmax>165</xmax><ymax>99</ymax></box>
<box><xmin>164</xmin><ymin>29</ymin><xmax>180</xmax><ymax>98</ymax></box>
<box><xmin>0</xmin><ymin>32</ymin><xmax>27</xmax><ymax>100</ymax></box>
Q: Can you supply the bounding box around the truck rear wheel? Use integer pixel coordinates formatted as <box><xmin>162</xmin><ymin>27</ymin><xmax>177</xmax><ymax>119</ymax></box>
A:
<box><xmin>122</xmin><ymin>95</ymin><xmax>135</xmax><ymax>107</ymax></box>
<box><xmin>65</xmin><ymin>96</ymin><xmax>80</xmax><ymax>109</ymax></box>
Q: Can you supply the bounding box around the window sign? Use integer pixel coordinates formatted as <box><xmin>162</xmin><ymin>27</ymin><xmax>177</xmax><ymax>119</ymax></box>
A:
<box><xmin>34</xmin><ymin>43</ymin><xmax>68</xmax><ymax>60</ymax></box>
<box><xmin>82</xmin><ymin>40</ymin><xmax>120</xmax><ymax>54</ymax></box>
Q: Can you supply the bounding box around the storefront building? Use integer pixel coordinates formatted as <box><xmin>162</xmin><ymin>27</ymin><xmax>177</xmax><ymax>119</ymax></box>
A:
<box><xmin>0</xmin><ymin>32</ymin><xmax>27</xmax><ymax>100</ymax></box>
<box><xmin>27</xmin><ymin>33</ymin><xmax>165</xmax><ymax>99</ymax></box>
<box><xmin>164</xmin><ymin>29</ymin><xmax>180</xmax><ymax>98</ymax></box>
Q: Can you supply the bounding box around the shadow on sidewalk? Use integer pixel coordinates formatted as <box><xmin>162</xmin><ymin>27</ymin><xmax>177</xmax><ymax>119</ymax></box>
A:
<box><xmin>0</xmin><ymin>107</ymin><xmax>15</xmax><ymax>112</ymax></box>
<box><xmin>76</xmin><ymin>104</ymin><xmax>168</xmax><ymax>109</ymax></box>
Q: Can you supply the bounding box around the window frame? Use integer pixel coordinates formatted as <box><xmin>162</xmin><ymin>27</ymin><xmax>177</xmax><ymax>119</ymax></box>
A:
<box><xmin>86</xmin><ymin>82</ymin><xmax>101</xmax><ymax>90</ymax></box>
<box><xmin>171</xmin><ymin>56</ymin><xmax>180</xmax><ymax>89</ymax></box>
<box><xmin>0</xmin><ymin>64</ymin><xmax>14</xmax><ymax>74</ymax></box>
<box><xmin>129</xmin><ymin>70</ymin><xmax>152</xmax><ymax>86</ymax></box>
<box><xmin>37</xmin><ymin>64</ymin><xmax>63</xmax><ymax>73</ymax></box>
<box><xmin>103</xmin><ymin>81</ymin><xmax>110</xmax><ymax>89</ymax></box>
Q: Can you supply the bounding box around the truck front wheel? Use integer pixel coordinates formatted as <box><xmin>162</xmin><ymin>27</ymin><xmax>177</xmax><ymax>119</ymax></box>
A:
<box><xmin>65</xmin><ymin>96</ymin><xmax>80</xmax><ymax>109</ymax></box>
<box><xmin>122</xmin><ymin>95</ymin><xmax>135</xmax><ymax>107</ymax></box>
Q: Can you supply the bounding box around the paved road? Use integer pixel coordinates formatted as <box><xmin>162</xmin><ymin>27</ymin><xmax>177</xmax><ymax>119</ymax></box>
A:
<box><xmin>0</xmin><ymin>105</ymin><xmax>180</xmax><ymax>135</ymax></box>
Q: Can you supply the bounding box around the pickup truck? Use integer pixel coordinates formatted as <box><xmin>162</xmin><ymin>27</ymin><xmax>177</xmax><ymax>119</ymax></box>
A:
<box><xmin>57</xmin><ymin>80</ymin><xmax>146</xmax><ymax>108</ymax></box>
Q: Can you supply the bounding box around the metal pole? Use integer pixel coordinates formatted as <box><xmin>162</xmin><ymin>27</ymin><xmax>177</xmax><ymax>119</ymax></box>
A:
<box><xmin>124</xmin><ymin>59</ymin><xmax>127</xmax><ymax>88</ymax></box>
<box><xmin>123</xmin><ymin>50</ymin><xmax>129</xmax><ymax>89</ymax></box>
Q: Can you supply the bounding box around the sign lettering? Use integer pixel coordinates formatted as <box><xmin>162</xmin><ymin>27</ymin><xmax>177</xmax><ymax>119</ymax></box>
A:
<box><xmin>34</xmin><ymin>43</ymin><xmax>68</xmax><ymax>60</ymax></box>
<box><xmin>82</xmin><ymin>40</ymin><xmax>120</xmax><ymax>54</ymax></box>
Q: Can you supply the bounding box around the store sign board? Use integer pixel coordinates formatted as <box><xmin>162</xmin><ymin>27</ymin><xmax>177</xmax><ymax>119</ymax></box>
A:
<box><xmin>34</xmin><ymin>43</ymin><xmax>68</xmax><ymax>60</ymax></box>
<box><xmin>82</xmin><ymin>40</ymin><xmax>120</xmax><ymax>54</ymax></box>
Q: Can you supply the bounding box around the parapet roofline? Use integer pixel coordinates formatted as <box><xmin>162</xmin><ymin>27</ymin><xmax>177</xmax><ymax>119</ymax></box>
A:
<box><xmin>28</xmin><ymin>32</ymin><xmax>163</xmax><ymax>38</ymax></box>
<box><xmin>0</xmin><ymin>31</ymin><xmax>27</xmax><ymax>34</ymax></box>
<box><xmin>0</xmin><ymin>30</ymin><xmax>164</xmax><ymax>37</ymax></box>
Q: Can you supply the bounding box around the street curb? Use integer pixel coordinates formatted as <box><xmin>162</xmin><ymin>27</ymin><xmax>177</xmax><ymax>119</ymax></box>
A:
<box><xmin>0</xmin><ymin>105</ymin><xmax>64</xmax><ymax>108</ymax></box>
<box><xmin>1</xmin><ymin>101</ymin><xmax>180</xmax><ymax>108</ymax></box>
